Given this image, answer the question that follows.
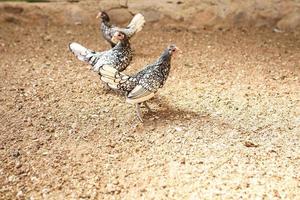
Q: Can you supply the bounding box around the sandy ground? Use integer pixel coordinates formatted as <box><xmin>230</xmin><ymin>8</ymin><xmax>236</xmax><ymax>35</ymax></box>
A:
<box><xmin>0</xmin><ymin>14</ymin><xmax>300</xmax><ymax>199</ymax></box>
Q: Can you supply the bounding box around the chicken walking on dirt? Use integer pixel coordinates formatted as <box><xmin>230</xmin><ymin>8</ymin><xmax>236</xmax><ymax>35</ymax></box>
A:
<box><xmin>69</xmin><ymin>31</ymin><xmax>132</xmax><ymax>73</ymax></box>
<box><xmin>99</xmin><ymin>45</ymin><xmax>180</xmax><ymax>122</ymax></box>
<box><xmin>97</xmin><ymin>11</ymin><xmax>145</xmax><ymax>47</ymax></box>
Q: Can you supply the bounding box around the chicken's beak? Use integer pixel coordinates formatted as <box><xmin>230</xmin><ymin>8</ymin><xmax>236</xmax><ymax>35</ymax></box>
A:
<box><xmin>96</xmin><ymin>12</ymin><xmax>102</xmax><ymax>19</ymax></box>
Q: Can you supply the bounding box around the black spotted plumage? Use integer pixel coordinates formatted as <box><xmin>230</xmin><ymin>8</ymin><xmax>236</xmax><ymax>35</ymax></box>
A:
<box><xmin>69</xmin><ymin>31</ymin><xmax>132</xmax><ymax>73</ymax></box>
<box><xmin>99</xmin><ymin>45</ymin><xmax>179</xmax><ymax>122</ymax></box>
<box><xmin>98</xmin><ymin>11</ymin><xmax>145</xmax><ymax>48</ymax></box>
<box><xmin>100</xmin><ymin>19</ymin><xmax>116</xmax><ymax>47</ymax></box>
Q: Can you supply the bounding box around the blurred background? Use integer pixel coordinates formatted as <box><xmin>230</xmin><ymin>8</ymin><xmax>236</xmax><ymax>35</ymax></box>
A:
<box><xmin>1</xmin><ymin>0</ymin><xmax>300</xmax><ymax>31</ymax></box>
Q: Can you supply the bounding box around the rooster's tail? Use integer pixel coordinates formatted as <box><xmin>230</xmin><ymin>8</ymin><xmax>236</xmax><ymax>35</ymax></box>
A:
<box><xmin>127</xmin><ymin>13</ymin><xmax>145</xmax><ymax>35</ymax></box>
<box><xmin>69</xmin><ymin>42</ymin><xmax>92</xmax><ymax>61</ymax></box>
<box><xmin>99</xmin><ymin>65</ymin><xmax>130</xmax><ymax>90</ymax></box>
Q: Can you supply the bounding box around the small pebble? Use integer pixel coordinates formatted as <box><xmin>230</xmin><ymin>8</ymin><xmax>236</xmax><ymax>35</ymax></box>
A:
<box><xmin>16</xmin><ymin>190</ymin><xmax>24</xmax><ymax>199</ymax></box>
<box><xmin>244</xmin><ymin>141</ymin><xmax>259</xmax><ymax>147</ymax></box>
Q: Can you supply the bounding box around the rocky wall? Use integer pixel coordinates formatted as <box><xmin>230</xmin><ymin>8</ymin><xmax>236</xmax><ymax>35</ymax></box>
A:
<box><xmin>0</xmin><ymin>0</ymin><xmax>300</xmax><ymax>31</ymax></box>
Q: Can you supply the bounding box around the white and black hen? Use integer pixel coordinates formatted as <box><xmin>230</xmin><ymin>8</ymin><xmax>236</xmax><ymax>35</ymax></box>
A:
<box><xmin>99</xmin><ymin>45</ymin><xmax>181</xmax><ymax>122</ymax></box>
<box><xmin>69</xmin><ymin>31</ymin><xmax>132</xmax><ymax>73</ymax></box>
<box><xmin>97</xmin><ymin>11</ymin><xmax>145</xmax><ymax>47</ymax></box>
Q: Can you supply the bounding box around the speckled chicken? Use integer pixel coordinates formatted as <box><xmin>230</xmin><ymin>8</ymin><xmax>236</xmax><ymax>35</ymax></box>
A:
<box><xmin>97</xmin><ymin>11</ymin><xmax>145</xmax><ymax>47</ymax></box>
<box><xmin>99</xmin><ymin>45</ymin><xmax>180</xmax><ymax>122</ymax></box>
<box><xmin>69</xmin><ymin>31</ymin><xmax>132</xmax><ymax>73</ymax></box>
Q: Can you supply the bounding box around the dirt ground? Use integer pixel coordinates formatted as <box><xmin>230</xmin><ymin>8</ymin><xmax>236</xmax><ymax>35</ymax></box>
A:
<box><xmin>0</xmin><ymin>7</ymin><xmax>300</xmax><ymax>199</ymax></box>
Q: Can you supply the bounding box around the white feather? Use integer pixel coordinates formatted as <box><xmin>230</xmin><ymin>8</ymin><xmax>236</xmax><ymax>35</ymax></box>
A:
<box><xmin>100</xmin><ymin>65</ymin><xmax>118</xmax><ymax>77</ymax></box>
<box><xmin>100</xmin><ymin>76</ymin><xmax>116</xmax><ymax>85</ymax></box>
<box><xmin>108</xmin><ymin>83</ymin><xmax>118</xmax><ymax>90</ymax></box>
<box><xmin>126</xmin><ymin>85</ymin><xmax>155</xmax><ymax>104</ymax></box>
<box><xmin>69</xmin><ymin>42</ymin><xmax>90</xmax><ymax>62</ymax></box>
<box><xmin>127</xmin><ymin>13</ymin><xmax>145</xmax><ymax>34</ymax></box>
<box><xmin>99</xmin><ymin>64</ymin><xmax>127</xmax><ymax>89</ymax></box>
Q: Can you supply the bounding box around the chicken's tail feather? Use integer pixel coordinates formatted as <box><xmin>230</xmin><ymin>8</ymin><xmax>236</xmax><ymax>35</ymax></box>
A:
<box><xmin>69</xmin><ymin>42</ymin><xmax>99</xmax><ymax>66</ymax></box>
<box><xmin>127</xmin><ymin>13</ymin><xmax>145</xmax><ymax>34</ymax></box>
<box><xmin>99</xmin><ymin>65</ymin><xmax>130</xmax><ymax>90</ymax></box>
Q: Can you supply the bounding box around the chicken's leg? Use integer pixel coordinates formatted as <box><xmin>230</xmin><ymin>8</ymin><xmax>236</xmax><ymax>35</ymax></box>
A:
<box><xmin>135</xmin><ymin>103</ymin><xmax>143</xmax><ymax>122</ymax></box>
<box><xmin>143</xmin><ymin>102</ymin><xmax>152</xmax><ymax>112</ymax></box>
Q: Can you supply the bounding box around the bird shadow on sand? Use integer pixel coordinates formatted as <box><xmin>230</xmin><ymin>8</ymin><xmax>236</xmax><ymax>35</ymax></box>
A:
<box><xmin>97</xmin><ymin>88</ymin><xmax>211</xmax><ymax>128</ymax></box>
<box><xmin>131</xmin><ymin>96</ymin><xmax>210</xmax><ymax>127</ymax></box>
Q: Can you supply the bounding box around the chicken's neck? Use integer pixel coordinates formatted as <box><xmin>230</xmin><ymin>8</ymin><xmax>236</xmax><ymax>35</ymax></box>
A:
<box><xmin>113</xmin><ymin>40</ymin><xmax>130</xmax><ymax>50</ymax></box>
<box><xmin>157</xmin><ymin>50</ymin><xmax>172</xmax><ymax>67</ymax></box>
<box><xmin>101</xmin><ymin>20</ymin><xmax>111</xmax><ymax>27</ymax></box>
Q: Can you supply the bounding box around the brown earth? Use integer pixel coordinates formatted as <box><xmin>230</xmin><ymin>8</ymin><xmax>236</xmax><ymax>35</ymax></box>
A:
<box><xmin>0</xmin><ymin>2</ymin><xmax>300</xmax><ymax>200</ymax></box>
